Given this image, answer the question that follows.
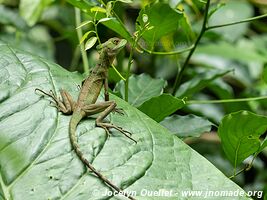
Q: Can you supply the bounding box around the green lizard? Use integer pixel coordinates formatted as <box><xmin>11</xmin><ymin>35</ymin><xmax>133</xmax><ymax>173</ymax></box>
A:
<box><xmin>36</xmin><ymin>38</ymin><xmax>136</xmax><ymax>200</ymax></box>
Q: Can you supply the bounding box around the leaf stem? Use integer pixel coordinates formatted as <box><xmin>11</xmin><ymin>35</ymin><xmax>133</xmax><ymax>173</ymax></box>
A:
<box><xmin>229</xmin><ymin>155</ymin><xmax>257</xmax><ymax>179</ymax></box>
<box><xmin>111</xmin><ymin>64</ymin><xmax>126</xmax><ymax>81</ymax></box>
<box><xmin>187</xmin><ymin>96</ymin><xmax>267</xmax><ymax>104</ymax></box>
<box><xmin>125</xmin><ymin>44</ymin><xmax>135</xmax><ymax>101</ymax></box>
<box><xmin>229</xmin><ymin>168</ymin><xmax>245</xmax><ymax>179</ymax></box>
<box><xmin>94</xmin><ymin>13</ymin><xmax>102</xmax><ymax>45</ymax></box>
<box><xmin>138</xmin><ymin>43</ymin><xmax>194</xmax><ymax>55</ymax></box>
<box><xmin>75</xmin><ymin>8</ymin><xmax>90</xmax><ymax>74</ymax></box>
<box><xmin>172</xmin><ymin>0</ymin><xmax>211</xmax><ymax>95</ymax></box>
<box><xmin>206</xmin><ymin>13</ymin><xmax>267</xmax><ymax>30</ymax></box>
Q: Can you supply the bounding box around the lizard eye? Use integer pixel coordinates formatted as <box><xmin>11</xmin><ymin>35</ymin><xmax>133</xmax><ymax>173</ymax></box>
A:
<box><xmin>113</xmin><ymin>39</ymin><xmax>119</xmax><ymax>44</ymax></box>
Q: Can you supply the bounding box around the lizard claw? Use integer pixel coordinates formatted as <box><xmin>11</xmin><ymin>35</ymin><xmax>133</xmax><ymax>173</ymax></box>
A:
<box><xmin>113</xmin><ymin>108</ymin><xmax>126</xmax><ymax>115</ymax></box>
<box><xmin>97</xmin><ymin>122</ymin><xmax>136</xmax><ymax>143</ymax></box>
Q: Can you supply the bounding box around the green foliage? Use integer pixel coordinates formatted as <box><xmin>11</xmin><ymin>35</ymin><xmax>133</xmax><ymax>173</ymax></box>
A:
<box><xmin>218</xmin><ymin>111</ymin><xmax>267</xmax><ymax>168</ymax></box>
<box><xmin>115</xmin><ymin>74</ymin><xmax>166</xmax><ymax>107</ymax></box>
<box><xmin>0</xmin><ymin>41</ymin><xmax>250</xmax><ymax>200</ymax></box>
<box><xmin>136</xmin><ymin>3</ymin><xmax>183</xmax><ymax>47</ymax></box>
<box><xmin>138</xmin><ymin>94</ymin><xmax>185</xmax><ymax>122</ymax></box>
<box><xmin>84</xmin><ymin>36</ymin><xmax>97</xmax><ymax>50</ymax></box>
<box><xmin>160</xmin><ymin>114</ymin><xmax>213</xmax><ymax>138</ymax></box>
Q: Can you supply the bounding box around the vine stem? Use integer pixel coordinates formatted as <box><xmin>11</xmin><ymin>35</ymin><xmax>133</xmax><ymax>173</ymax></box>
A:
<box><xmin>187</xmin><ymin>96</ymin><xmax>267</xmax><ymax>104</ymax></box>
<box><xmin>125</xmin><ymin>43</ymin><xmax>135</xmax><ymax>101</ymax></box>
<box><xmin>229</xmin><ymin>155</ymin><xmax>257</xmax><ymax>179</ymax></box>
<box><xmin>172</xmin><ymin>0</ymin><xmax>211</xmax><ymax>95</ymax></box>
<box><xmin>75</xmin><ymin>8</ymin><xmax>89</xmax><ymax>74</ymax></box>
<box><xmin>138</xmin><ymin>44</ymin><xmax>194</xmax><ymax>55</ymax></box>
<box><xmin>206</xmin><ymin>13</ymin><xmax>267</xmax><ymax>30</ymax></box>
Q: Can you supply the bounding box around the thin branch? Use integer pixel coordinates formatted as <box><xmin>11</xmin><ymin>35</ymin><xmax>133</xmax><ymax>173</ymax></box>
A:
<box><xmin>75</xmin><ymin>8</ymin><xmax>89</xmax><ymax>74</ymax></box>
<box><xmin>111</xmin><ymin>64</ymin><xmax>126</xmax><ymax>81</ymax></box>
<box><xmin>138</xmin><ymin>44</ymin><xmax>194</xmax><ymax>55</ymax></box>
<box><xmin>187</xmin><ymin>96</ymin><xmax>267</xmax><ymax>104</ymax></box>
<box><xmin>172</xmin><ymin>0</ymin><xmax>211</xmax><ymax>95</ymax></box>
<box><xmin>125</xmin><ymin>44</ymin><xmax>135</xmax><ymax>101</ymax></box>
<box><xmin>207</xmin><ymin>13</ymin><xmax>267</xmax><ymax>30</ymax></box>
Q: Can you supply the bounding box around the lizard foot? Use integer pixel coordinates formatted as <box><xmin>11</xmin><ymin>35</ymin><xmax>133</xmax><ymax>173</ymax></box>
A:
<box><xmin>97</xmin><ymin>122</ymin><xmax>137</xmax><ymax>143</ymax></box>
<box><xmin>35</xmin><ymin>88</ymin><xmax>73</xmax><ymax>114</ymax></box>
<box><xmin>113</xmin><ymin>107</ymin><xmax>126</xmax><ymax>115</ymax></box>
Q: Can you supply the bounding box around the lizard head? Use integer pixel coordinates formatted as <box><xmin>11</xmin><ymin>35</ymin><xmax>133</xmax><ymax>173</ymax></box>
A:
<box><xmin>97</xmin><ymin>37</ymin><xmax>127</xmax><ymax>62</ymax></box>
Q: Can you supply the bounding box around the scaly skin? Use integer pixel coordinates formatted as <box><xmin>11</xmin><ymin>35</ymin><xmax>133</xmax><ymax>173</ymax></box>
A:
<box><xmin>36</xmin><ymin>38</ymin><xmax>136</xmax><ymax>200</ymax></box>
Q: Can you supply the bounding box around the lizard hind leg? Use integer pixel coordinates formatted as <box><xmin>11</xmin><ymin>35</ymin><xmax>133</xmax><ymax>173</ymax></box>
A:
<box><xmin>82</xmin><ymin>101</ymin><xmax>137</xmax><ymax>143</ymax></box>
<box><xmin>95</xmin><ymin>101</ymin><xmax>137</xmax><ymax>143</ymax></box>
<box><xmin>97</xmin><ymin>122</ymin><xmax>136</xmax><ymax>143</ymax></box>
<box><xmin>35</xmin><ymin>88</ymin><xmax>75</xmax><ymax>114</ymax></box>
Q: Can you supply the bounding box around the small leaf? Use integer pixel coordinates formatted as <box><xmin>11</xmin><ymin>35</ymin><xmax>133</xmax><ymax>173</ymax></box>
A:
<box><xmin>142</xmin><ymin>14</ymin><xmax>148</xmax><ymax>23</ymax></box>
<box><xmin>114</xmin><ymin>74</ymin><xmax>166</xmax><ymax>107</ymax></box>
<box><xmin>85</xmin><ymin>37</ymin><xmax>97</xmax><ymax>50</ymax></box>
<box><xmin>208</xmin><ymin>3</ymin><xmax>225</xmax><ymax>19</ymax></box>
<box><xmin>80</xmin><ymin>31</ymin><xmax>95</xmax><ymax>44</ymax></box>
<box><xmin>218</xmin><ymin>111</ymin><xmax>267</xmax><ymax>168</ymax></box>
<box><xmin>76</xmin><ymin>20</ymin><xmax>93</xmax><ymax>29</ymax></box>
<box><xmin>116</xmin><ymin>0</ymin><xmax>133</xmax><ymax>3</ymax></box>
<box><xmin>98</xmin><ymin>17</ymin><xmax>114</xmax><ymax>23</ymax></box>
<box><xmin>138</xmin><ymin>94</ymin><xmax>185</xmax><ymax>122</ymax></box>
<box><xmin>90</xmin><ymin>6</ymin><xmax>106</xmax><ymax>13</ymax></box>
<box><xmin>101</xmin><ymin>18</ymin><xmax>133</xmax><ymax>42</ymax></box>
<box><xmin>160</xmin><ymin>114</ymin><xmax>213</xmax><ymax>138</ymax></box>
<box><xmin>169</xmin><ymin>0</ymin><xmax>183</xmax><ymax>9</ymax></box>
<box><xmin>106</xmin><ymin>2</ymin><xmax>112</xmax><ymax>17</ymax></box>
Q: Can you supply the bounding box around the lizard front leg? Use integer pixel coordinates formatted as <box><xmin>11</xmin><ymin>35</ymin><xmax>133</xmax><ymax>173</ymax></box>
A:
<box><xmin>82</xmin><ymin>101</ymin><xmax>137</xmax><ymax>143</ymax></box>
<box><xmin>35</xmin><ymin>88</ymin><xmax>75</xmax><ymax>114</ymax></box>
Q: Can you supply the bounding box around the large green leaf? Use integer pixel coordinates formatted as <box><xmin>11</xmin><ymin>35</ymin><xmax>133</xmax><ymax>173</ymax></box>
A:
<box><xmin>0</xmin><ymin>41</ymin><xmax>251</xmax><ymax>199</ymax></box>
<box><xmin>101</xmin><ymin>18</ymin><xmax>133</xmax><ymax>42</ymax></box>
<box><xmin>136</xmin><ymin>3</ymin><xmax>183</xmax><ymax>47</ymax></box>
<box><xmin>138</xmin><ymin>94</ymin><xmax>185</xmax><ymax>122</ymax></box>
<box><xmin>160</xmin><ymin>114</ymin><xmax>213</xmax><ymax>138</ymax></box>
<box><xmin>218</xmin><ymin>111</ymin><xmax>267</xmax><ymax>168</ymax></box>
<box><xmin>115</xmin><ymin>74</ymin><xmax>166</xmax><ymax>107</ymax></box>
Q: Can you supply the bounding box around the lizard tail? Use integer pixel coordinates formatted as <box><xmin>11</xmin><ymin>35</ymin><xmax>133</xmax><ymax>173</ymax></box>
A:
<box><xmin>69</xmin><ymin>113</ymin><xmax>136</xmax><ymax>200</ymax></box>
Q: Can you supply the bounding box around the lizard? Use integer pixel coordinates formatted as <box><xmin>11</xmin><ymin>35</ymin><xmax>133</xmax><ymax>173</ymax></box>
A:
<box><xmin>35</xmin><ymin>38</ymin><xmax>137</xmax><ymax>200</ymax></box>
